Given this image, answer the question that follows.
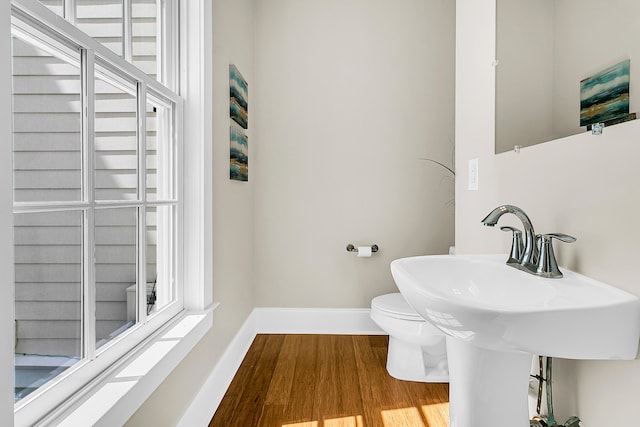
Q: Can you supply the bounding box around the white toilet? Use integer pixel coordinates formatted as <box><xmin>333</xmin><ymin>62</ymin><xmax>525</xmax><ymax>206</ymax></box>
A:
<box><xmin>370</xmin><ymin>292</ymin><xmax>448</xmax><ymax>382</ymax></box>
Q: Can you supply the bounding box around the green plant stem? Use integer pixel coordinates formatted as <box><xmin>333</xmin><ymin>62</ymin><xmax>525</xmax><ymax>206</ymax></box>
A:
<box><xmin>419</xmin><ymin>158</ymin><xmax>455</xmax><ymax>176</ymax></box>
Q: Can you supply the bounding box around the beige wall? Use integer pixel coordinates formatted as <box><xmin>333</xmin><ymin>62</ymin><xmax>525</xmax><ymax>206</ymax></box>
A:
<box><xmin>252</xmin><ymin>0</ymin><xmax>456</xmax><ymax>308</ymax></box>
<box><xmin>456</xmin><ymin>0</ymin><xmax>640</xmax><ymax>423</ymax></box>
<box><xmin>125</xmin><ymin>0</ymin><xmax>256</xmax><ymax>425</ymax></box>
<box><xmin>496</xmin><ymin>0</ymin><xmax>554</xmax><ymax>152</ymax></box>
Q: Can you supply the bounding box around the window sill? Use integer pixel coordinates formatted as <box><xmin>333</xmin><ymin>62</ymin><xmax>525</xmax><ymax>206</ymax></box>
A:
<box><xmin>37</xmin><ymin>303</ymin><xmax>217</xmax><ymax>427</ymax></box>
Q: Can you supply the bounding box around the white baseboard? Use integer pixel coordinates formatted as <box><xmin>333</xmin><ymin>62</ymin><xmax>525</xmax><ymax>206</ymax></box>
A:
<box><xmin>175</xmin><ymin>311</ymin><xmax>256</xmax><ymax>427</ymax></box>
<box><xmin>176</xmin><ymin>307</ymin><xmax>384</xmax><ymax>426</ymax></box>
<box><xmin>253</xmin><ymin>307</ymin><xmax>385</xmax><ymax>335</ymax></box>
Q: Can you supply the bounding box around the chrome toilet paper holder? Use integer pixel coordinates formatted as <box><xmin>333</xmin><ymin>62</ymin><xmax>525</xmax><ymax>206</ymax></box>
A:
<box><xmin>346</xmin><ymin>244</ymin><xmax>379</xmax><ymax>253</ymax></box>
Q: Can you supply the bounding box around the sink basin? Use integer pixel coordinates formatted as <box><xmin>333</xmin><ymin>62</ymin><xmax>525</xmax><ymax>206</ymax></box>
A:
<box><xmin>391</xmin><ymin>254</ymin><xmax>640</xmax><ymax>359</ymax></box>
<box><xmin>391</xmin><ymin>254</ymin><xmax>640</xmax><ymax>427</ymax></box>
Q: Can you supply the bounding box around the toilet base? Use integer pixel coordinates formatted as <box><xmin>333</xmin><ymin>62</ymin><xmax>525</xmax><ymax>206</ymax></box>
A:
<box><xmin>386</xmin><ymin>336</ymin><xmax>449</xmax><ymax>383</ymax></box>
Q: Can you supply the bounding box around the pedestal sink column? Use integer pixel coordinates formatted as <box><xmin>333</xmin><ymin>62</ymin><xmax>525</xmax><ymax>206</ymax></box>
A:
<box><xmin>446</xmin><ymin>337</ymin><xmax>533</xmax><ymax>427</ymax></box>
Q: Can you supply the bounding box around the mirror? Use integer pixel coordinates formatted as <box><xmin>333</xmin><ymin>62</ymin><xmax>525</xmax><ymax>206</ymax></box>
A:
<box><xmin>495</xmin><ymin>0</ymin><xmax>640</xmax><ymax>153</ymax></box>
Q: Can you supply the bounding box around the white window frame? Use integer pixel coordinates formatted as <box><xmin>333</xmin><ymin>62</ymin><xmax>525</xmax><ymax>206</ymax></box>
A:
<box><xmin>6</xmin><ymin>0</ymin><xmax>214</xmax><ymax>425</ymax></box>
<box><xmin>0</xmin><ymin>4</ymin><xmax>15</xmax><ymax>425</ymax></box>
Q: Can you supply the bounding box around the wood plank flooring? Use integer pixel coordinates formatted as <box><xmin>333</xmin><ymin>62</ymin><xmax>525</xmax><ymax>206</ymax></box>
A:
<box><xmin>209</xmin><ymin>334</ymin><xmax>449</xmax><ymax>427</ymax></box>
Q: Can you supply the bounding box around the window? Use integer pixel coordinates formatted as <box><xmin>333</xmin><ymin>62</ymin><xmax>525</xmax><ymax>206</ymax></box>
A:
<box><xmin>38</xmin><ymin>0</ymin><xmax>166</xmax><ymax>82</ymax></box>
<box><xmin>11</xmin><ymin>0</ymin><xmax>182</xmax><ymax>418</ymax></box>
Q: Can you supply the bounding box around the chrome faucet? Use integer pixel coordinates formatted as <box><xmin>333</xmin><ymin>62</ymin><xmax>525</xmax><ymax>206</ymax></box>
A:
<box><xmin>481</xmin><ymin>205</ymin><xmax>539</xmax><ymax>269</ymax></box>
<box><xmin>481</xmin><ymin>205</ymin><xmax>576</xmax><ymax>278</ymax></box>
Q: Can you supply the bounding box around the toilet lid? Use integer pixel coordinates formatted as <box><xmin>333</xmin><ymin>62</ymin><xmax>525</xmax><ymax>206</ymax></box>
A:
<box><xmin>371</xmin><ymin>293</ymin><xmax>424</xmax><ymax>321</ymax></box>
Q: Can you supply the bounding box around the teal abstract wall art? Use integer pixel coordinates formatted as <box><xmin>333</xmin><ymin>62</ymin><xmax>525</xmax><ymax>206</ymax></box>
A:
<box><xmin>580</xmin><ymin>59</ymin><xmax>630</xmax><ymax>127</ymax></box>
<box><xmin>229</xmin><ymin>64</ymin><xmax>248</xmax><ymax>181</ymax></box>
<box><xmin>230</xmin><ymin>124</ymin><xmax>248</xmax><ymax>181</ymax></box>
<box><xmin>230</xmin><ymin>64</ymin><xmax>248</xmax><ymax>129</ymax></box>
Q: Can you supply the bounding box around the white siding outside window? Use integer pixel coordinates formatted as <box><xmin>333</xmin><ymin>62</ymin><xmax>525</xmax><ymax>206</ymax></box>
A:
<box><xmin>11</xmin><ymin>0</ymin><xmax>185</xmax><ymax>422</ymax></box>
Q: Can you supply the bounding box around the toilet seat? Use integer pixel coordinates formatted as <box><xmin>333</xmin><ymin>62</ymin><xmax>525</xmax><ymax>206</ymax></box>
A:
<box><xmin>371</xmin><ymin>293</ymin><xmax>424</xmax><ymax>322</ymax></box>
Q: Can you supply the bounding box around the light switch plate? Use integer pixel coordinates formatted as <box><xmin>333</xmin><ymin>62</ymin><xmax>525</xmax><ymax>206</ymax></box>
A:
<box><xmin>468</xmin><ymin>158</ymin><xmax>479</xmax><ymax>190</ymax></box>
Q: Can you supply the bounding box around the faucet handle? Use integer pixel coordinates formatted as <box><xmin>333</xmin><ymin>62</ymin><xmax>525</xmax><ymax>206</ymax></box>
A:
<box><xmin>536</xmin><ymin>233</ymin><xmax>577</xmax><ymax>278</ymax></box>
<box><xmin>500</xmin><ymin>226</ymin><xmax>524</xmax><ymax>264</ymax></box>
<box><xmin>543</xmin><ymin>233</ymin><xmax>576</xmax><ymax>244</ymax></box>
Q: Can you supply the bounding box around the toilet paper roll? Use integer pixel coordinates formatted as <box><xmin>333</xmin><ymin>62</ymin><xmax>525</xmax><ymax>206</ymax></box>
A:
<box><xmin>357</xmin><ymin>246</ymin><xmax>372</xmax><ymax>257</ymax></box>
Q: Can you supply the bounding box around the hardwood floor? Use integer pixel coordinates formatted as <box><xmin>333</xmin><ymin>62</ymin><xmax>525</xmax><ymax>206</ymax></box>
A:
<box><xmin>209</xmin><ymin>334</ymin><xmax>449</xmax><ymax>427</ymax></box>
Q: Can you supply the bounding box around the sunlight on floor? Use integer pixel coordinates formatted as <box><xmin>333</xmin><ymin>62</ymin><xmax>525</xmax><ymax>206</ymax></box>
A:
<box><xmin>325</xmin><ymin>415</ymin><xmax>364</xmax><ymax>427</ymax></box>
<box><xmin>281</xmin><ymin>404</ymin><xmax>448</xmax><ymax>427</ymax></box>
<box><xmin>282</xmin><ymin>422</ymin><xmax>318</xmax><ymax>427</ymax></box>
<box><xmin>381</xmin><ymin>407</ymin><xmax>425</xmax><ymax>427</ymax></box>
<box><xmin>282</xmin><ymin>415</ymin><xmax>364</xmax><ymax>427</ymax></box>
<box><xmin>421</xmin><ymin>402</ymin><xmax>449</xmax><ymax>420</ymax></box>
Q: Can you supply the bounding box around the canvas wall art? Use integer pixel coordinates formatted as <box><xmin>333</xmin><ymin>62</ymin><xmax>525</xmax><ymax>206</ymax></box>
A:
<box><xmin>230</xmin><ymin>64</ymin><xmax>248</xmax><ymax>129</ymax></box>
<box><xmin>230</xmin><ymin>124</ymin><xmax>248</xmax><ymax>181</ymax></box>
<box><xmin>580</xmin><ymin>59</ymin><xmax>630</xmax><ymax>127</ymax></box>
<box><xmin>229</xmin><ymin>64</ymin><xmax>248</xmax><ymax>181</ymax></box>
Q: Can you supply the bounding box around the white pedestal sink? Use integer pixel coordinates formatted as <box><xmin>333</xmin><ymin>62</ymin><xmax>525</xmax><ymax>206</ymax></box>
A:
<box><xmin>391</xmin><ymin>254</ymin><xmax>640</xmax><ymax>427</ymax></box>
